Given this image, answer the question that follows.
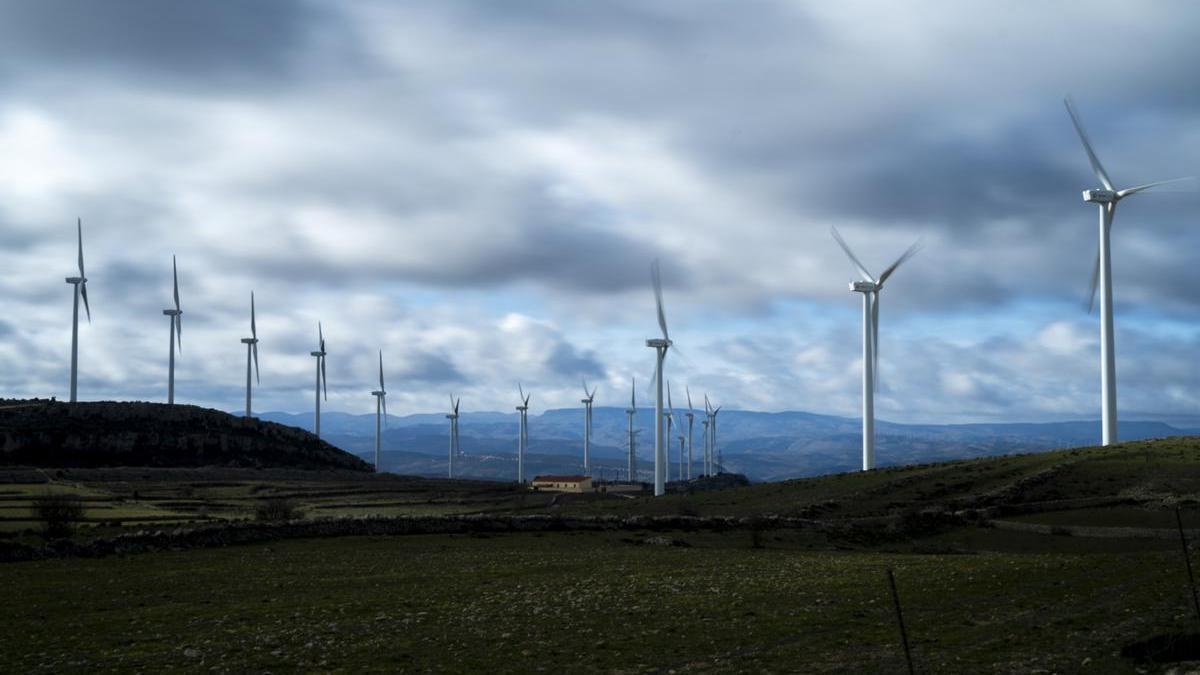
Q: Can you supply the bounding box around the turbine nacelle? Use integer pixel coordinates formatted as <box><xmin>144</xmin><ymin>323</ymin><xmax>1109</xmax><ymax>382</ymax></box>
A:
<box><xmin>240</xmin><ymin>337</ymin><xmax>258</xmax><ymax>345</ymax></box>
<box><xmin>162</xmin><ymin>309</ymin><xmax>181</xmax><ymax>316</ymax></box>
<box><xmin>645</xmin><ymin>338</ymin><xmax>672</xmax><ymax>349</ymax></box>
<box><xmin>65</xmin><ymin>276</ymin><xmax>85</xmax><ymax>284</ymax></box>
<box><xmin>850</xmin><ymin>281</ymin><xmax>877</xmax><ymax>293</ymax></box>
<box><xmin>309</xmin><ymin>350</ymin><xmax>326</xmax><ymax>357</ymax></box>
<box><xmin>1083</xmin><ymin>189</ymin><xmax>1117</xmax><ymax>203</ymax></box>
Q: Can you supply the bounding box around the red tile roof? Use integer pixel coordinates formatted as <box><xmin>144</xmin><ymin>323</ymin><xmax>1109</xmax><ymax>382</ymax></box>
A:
<box><xmin>531</xmin><ymin>475</ymin><xmax>590</xmax><ymax>483</ymax></box>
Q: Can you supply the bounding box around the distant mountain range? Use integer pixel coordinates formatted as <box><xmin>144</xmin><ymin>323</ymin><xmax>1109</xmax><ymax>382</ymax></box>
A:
<box><xmin>251</xmin><ymin>407</ymin><xmax>1199</xmax><ymax>482</ymax></box>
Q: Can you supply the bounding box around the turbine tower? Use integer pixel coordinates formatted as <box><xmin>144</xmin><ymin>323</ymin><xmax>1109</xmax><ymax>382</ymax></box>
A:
<box><xmin>371</xmin><ymin>351</ymin><xmax>387</xmax><ymax>471</ymax></box>
<box><xmin>685</xmin><ymin>387</ymin><xmax>696</xmax><ymax>480</ymax></box>
<box><xmin>163</xmin><ymin>256</ymin><xmax>182</xmax><ymax>404</ymax></box>
<box><xmin>832</xmin><ymin>226</ymin><xmax>920</xmax><ymax>471</ymax></box>
<box><xmin>645</xmin><ymin>260</ymin><xmax>673</xmax><ymax>497</ymax></box>
<box><xmin>666</xmin><ymin>381</ymin><xmax>678</xmax><ymax>481</ymax></box>
<box><xmin>310</xmin><ymin>323</ymin><xmax>328</xmax><ymax>439</ymax></box>
<box><xmin>1065</xmin><ymin>96</ymin><xmax>1193</xmax><ymax>446</ymax></box>
<box><xmin>446</xmin><ymin>396</ymin><xmax>460</xmax><ymax>479</ymax></box>
<box><xmin>240</xmin><ymin>292</ymin><xmax>260</xmax><ymax>417</ymax></box>
<box><xmin>625</xmin><ymin>378</ymin><xmax>637</xmax><ymax>483</ymax></box>
<box><xmin>581</xmin><ymin>380</ymin><xmax>596</xmax><ymax>474</ymax></box>
<box><xmin>65</xmin><ymin>218</ymin><xmax>91</xmax><ymax>403</ymax></box>
<box><xmin>516</xmin><ymin>385</ymin><xmax>530</xmax><ymax>484</ymax></box>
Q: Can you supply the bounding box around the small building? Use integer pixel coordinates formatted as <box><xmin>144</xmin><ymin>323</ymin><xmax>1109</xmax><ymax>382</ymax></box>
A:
<box><xmin>530</xmin><ymin>474</ymin><xmax>593</xmax><ymax>492</ymax></box>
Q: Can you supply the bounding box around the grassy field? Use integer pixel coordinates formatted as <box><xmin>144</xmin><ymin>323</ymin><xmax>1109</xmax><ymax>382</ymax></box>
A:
<box><xmin>1</xmin><ymin>529</ymin><xmax>1195</xmax><ymax>673</ymax></box>
<box><xmin>0</xmin><ymin>468</ymin><xmax>533</xmax><ymax>534</ymax></box>
<box><xmin>7</xmin><ymin>437</ymin><xmax>1200</xmax><ymax>671</ymax></box>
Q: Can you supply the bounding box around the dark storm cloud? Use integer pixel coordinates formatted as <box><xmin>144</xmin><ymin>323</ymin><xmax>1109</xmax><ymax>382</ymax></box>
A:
<box><xmin>0</xmin><ymin>0</ymin><xmax>358</xmax><ymax>88</ymax></box>
<box><xmin>545</xmin><ymin>341</ymin><xmax>604</xmax><ymax>380</ymax></box>
<box><xmin>399</xmin><ymin>351</ymin><xmax>466</xmax><ymax>384</ymax></box>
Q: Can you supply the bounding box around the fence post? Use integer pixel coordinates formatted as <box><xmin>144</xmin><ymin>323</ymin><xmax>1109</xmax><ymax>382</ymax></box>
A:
<box><xmin>887</xmin><ymin>568</ymin><xmax>915</xmax><ymax>675</ymax></box>
<box><xmin>1175</xmin><ymin>508</ymin><xmax>1200</xmax><ymax>624</ymax></box>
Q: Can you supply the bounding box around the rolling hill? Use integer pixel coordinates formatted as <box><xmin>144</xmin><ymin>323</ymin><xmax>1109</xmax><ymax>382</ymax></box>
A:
<box><xmin>0</xmin><ymin>399</ymin><xmax>372</xmax><ymax>471</ymax></box>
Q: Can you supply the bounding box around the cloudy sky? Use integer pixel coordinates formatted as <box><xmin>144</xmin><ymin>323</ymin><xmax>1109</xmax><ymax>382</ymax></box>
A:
<box><xmin>2</xmin><ymin>1</ymin><xmax>1200</xmax><ymax>426</ymax></box>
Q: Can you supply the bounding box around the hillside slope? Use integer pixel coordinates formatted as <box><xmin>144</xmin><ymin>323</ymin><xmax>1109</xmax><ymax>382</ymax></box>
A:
<box><xmin>0</xmin><ymin>400</ymin><xmax>371</xmax><ymax>471</ymax></box>
<box><xmin>553</xmin><ymin>435</ymin><xmax>1200</xmax><ymax>522</ymax></box>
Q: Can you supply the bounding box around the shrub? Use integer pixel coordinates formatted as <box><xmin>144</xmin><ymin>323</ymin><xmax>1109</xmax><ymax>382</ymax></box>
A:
<box><xmin>254</xmin><ymin>498</ymin><xmax>301</xmax><ymax>522</ymax></box>
<box><xmin>31</xmin><ymin>493</ymin><xmax>85</xmax><ymax>539</ymax></box>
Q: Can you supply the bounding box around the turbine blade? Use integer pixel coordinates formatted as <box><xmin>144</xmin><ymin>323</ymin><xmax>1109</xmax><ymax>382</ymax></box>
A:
<box><xmin>1086</xmin><ymin>247</ymin><xmax>1100</xmax><ymax>314</ymax></box>
<box><xmin>830</xmin><ymin>226</ymin><xmax>875</xmax><ymax>283</ymax></box>
<box><xmin>318</xmin><ymin>321</ymin><xmax>325</xmax><ymax>352</ymax></box>
<box><xmin>1117</xmin><ymin>176</ymin><xmax>1197</xmax><ymax>198</ymax></box>
<box><xmin>252</xmin><ymin>342</ymin><xmax>260</xmax><ymax>384</ymax></box>
<box><xmin>381</xmin><ymin>393</ymin><xmax>388</xmax><ymax>423</ymax></box>
<box><xmin>582</xmin><ymin>379</ymin><xmax>589</xmax><ymax>398</ymax></box>
<box><xmin>518</xmin><ymin>382</ymin><xmax>525</xmax><ymax>403</ymax></box>
<box><xmin>651</xmin><ymin>259</ymin><xmax>670</xmax><ymax>341</ymax></box>
<box><xmin>321</xmin><ymin>356</ymin><xmax>327</xmax><ymax>401</ymax></box>
<box><xmin>80</xmin><ymin>282</ymin><xmax>91</xmax><ymax>323</ymax></box>
<box><xmin>667</xmin><ymin>380</ymin><xmax>673</xmax><ymax>410</ymax></box>
<box><xmin>877</xmin><ymin>239</ymin><xmax>922</xmax><ymax>286</ymax></box>
<box><xmin>455</xmin><ymin>396</ymin><xmax>461</xmax><ymax>414</ymax></box>
<box><xmin>631</xmin><ymin>377</ymin><xmax>636</xmax><ymax>409</ymax></box>
<box><xmin>686</xmin><ymin>386</ymin><xmax>693</xmax><ymax>412</ymax></box>
<box><xmin>378</xmin><ymin>350</ymin><xmax>385</xmax><ymax>390</ymax></box>
<box><xmin>1064</xmin><ymin>96</ymin><xmax>1115</xmax><ymax>191</ymax></box>
<box><xmin>77</xmin><ymin>218</ymin><xmax>85</xmax><ymax>277</ymax></box>
<box><xmin>176</xmin><ymin>314</ymin><xmax>182</xmax><ymax>352</ymax></box>
<box><xmin>250</xmin><ymin>292</ymin><xmax>257</xmax><ymax>339</ymax></box>
<box><xmin>172</xmin><ymin>255</ymin><xmax>180</xmax><ymax>311</ymax></box>
<box><xmin>450</xmin><ymin>394</ymin><xmax>456</xmax><ymax>413</ymax></box>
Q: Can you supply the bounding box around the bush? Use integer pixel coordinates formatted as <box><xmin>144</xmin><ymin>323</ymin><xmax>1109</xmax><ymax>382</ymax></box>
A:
<box><xmin>254</xmin><ymin>498</ymin><xmax>301</xmax><ymax>522</ymax></box>
<box><xmin>31</xmin><ymin>493</ymin><xmax>85</xmax><ymax>539</ymax></box>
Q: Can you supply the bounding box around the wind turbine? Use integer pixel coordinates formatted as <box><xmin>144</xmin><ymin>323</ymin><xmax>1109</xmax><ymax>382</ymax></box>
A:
<box><xmin>645</xmin><ymin>260</ymin><xmax>673</xmax><ymax>497</ymax></box>
<box><xmin>665</xmin><ymin>381</ymin><xmax>676</xmax><ymax>482</ymax></box>
<box><xmin>706</xmin><ymin>394</ymin><xmax>723</xmax><ymax>475</ymax></box>
<box><xmin>516</xmin><ymin>385</ymin><xmax>530</xmax><ymax>484</ymax></box>
<box><xmin>1064</xmin><ymin>96</ymin><xmax>1194</xmax><ymax>446</ymax></box>
<box><xmin>685</xmin><ymin>387</ymin><xmax>695</xmax><ymax>480</ymax></box>
<box><xmin>701</xmin><ymin>417</ymin><xmax>710</xmax><ymax>477</ymax></box>
<box><xmin>625</xmin><ymin>378</ymin><xmax>637</xmax><ymax>484</ymax></box>
<box><xmin>581</xmin><ymin>380</ymin><xmax>597</xmax><ymax>474</ymax></box>
<box><xmin>832</xmin><ymin>226</ymin><xmax>920</xmax><ymax>471</ymax></box>
<box><xmin>310</xmin><ymin>323</ymin><xmax>328</xmax><ymax>439</ymax></box>
<box><xmin>371</xmin><ymin>351</ymin><xmax>387</xmax><ymax>471</ymax></box>
<box><xmin>162</xmin><ymin>256</ymin><xmax>182</xmax><ymax>404</ymax></box>
<box><xmin>65</xmin><ymin>218</ymin><xmax>91</xmax><ymax>403</ymax></box>
<box><xmin>240</xmin><ymin>292</ymin><xmax>260</xmax><ymax>417</ymax></box>
<box><xmin>446</xmin><ymin>395</ymin><xmax>460</xmax><ymax>479</ymax></box>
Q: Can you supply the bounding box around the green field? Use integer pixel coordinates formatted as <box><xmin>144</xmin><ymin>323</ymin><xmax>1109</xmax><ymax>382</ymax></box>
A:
<box><xmin>2</xmin><ymin>530</ymin><xmax>1194</xmax><ymax>673</ymax></box>
<box><xmin>6</xmin><ymin>438</ymin><xmax>1200</xmax><ymax>671</ymax></box>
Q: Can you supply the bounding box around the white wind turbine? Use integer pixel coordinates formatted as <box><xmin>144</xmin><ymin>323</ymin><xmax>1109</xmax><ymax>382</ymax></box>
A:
<box><xmin>1065</xmin><ymin>96</ymin><xmax>1194</xmax><ymax>446</ymax></box>
<box><xmin>684</xmin><ymin>387</ymin><xmax>695</xmax><ymax>480</ymax></box>
<box><xmin>705</xmin><ymin>394</ymin><xmax>722</xmax><ymax>475</ymax></box>
<box><xmin>665</xmin><ymin>381</ymin><xmax>676</xmax><ymax>482</ymax></box>
<box><xmin>625</xmin><ymin>378</ymin><xmax>637</xmax><ymax>483</ymax></box>
<box><xmin>832</xmin><ymin>226</ymin><xmax>920</xmax><ymax>471</ymax></box>
<box><xmin>446</xmin><ymin>395</ymin><xmax>460</xmax><ymax>479</ymax></box>
<box><xmin>581</xmin><ymin>380</ymin><xmax>597</xmax><ymax>474</ymax></box>
<box><xmin>645</xmin><ymin>260</ymin><xmax>673</xmax><ymax>497</ymax></box>
<box><xmin>163</xmin><ymin>256</ymin><xmax>182</xmax><ymax>404</ymax></box>
<box><xmin>371</xmin><ymin>351</ymin><xmax>387</xmax><ymax>471</ymax></box>
<box><xmin>516</xmin><ymin>385</ymin><xmax>530</xmax><ymax>484</ymax></box>
<box><xmin>240</xmin><ymin>292</ymin><xmax>260</xmax><ymax>417</ymax></box>
<box><xmin>310</xmin><ymin>323</ymin><xmax>328</xmax><ymax>439</ymax></box>
<box><xmin>65</xmin><ymin>218</ymin><xmax>91</xmax><ymax>403</ymax></box>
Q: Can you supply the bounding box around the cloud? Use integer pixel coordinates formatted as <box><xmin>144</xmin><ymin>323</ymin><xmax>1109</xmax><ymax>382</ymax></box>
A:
<box><xmin>2</xmin><ymin>1</ymin><xmax>1200</xmax><ymax>426</ymax></box>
